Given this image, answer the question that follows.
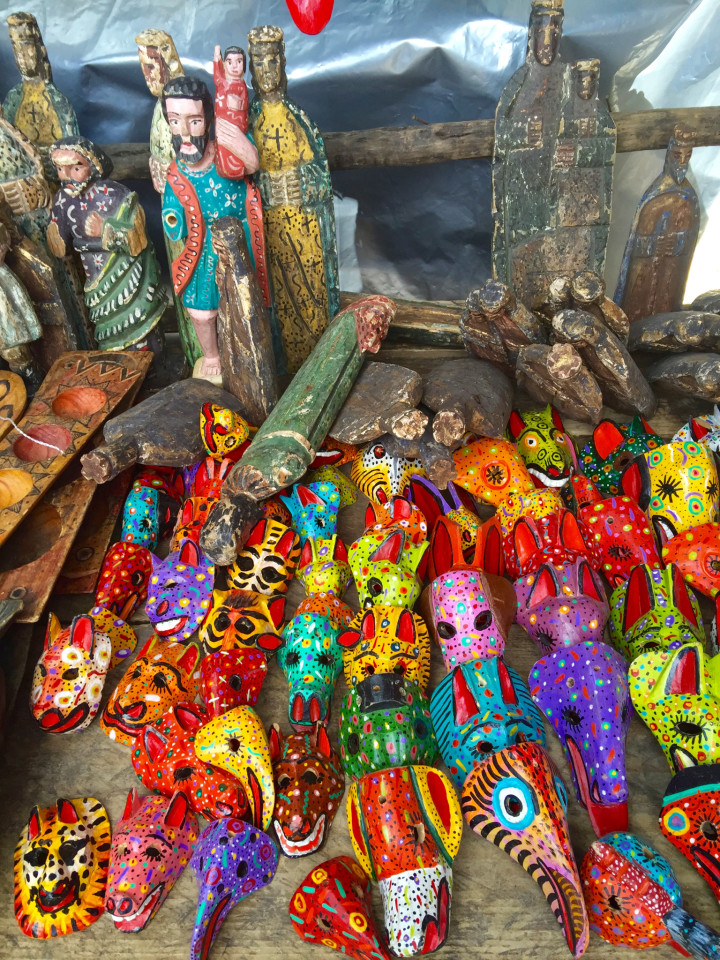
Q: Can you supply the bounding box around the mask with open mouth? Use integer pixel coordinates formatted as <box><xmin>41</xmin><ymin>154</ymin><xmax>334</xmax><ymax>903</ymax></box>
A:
<box><xmin>289</xmin><ymin>856</ymin><xmax>391</xmax><ymax>960</ymax></box>
<box><xmin>131</xmin><ymin>701</ymin><xmax>250</xmax><ymax>821</ymax></box>
<box><xmin>278</xmin><ymin>610</ymin><xmax>345</xmax><ymax>730</ymax></box>
<box><xmin>432</xmin><ymin>657</ymin><xmax>546</xmax><ymax>789</ymax></box>
<box><xmin>105</xmin><ymin>789</ymin><xmax>198</xmax><ymax>932</ymax></box>
<box><xmin>280</xmin><ymin>480</ymin><xmax>341</xmax><ymax>545</ymax></box>
<box><xmin>529</xmin><ymin>640</ymin><xmax>632</xmax><ymax>837</ymax></box>
<box><xmin>507</xmin><ymin>405</ymin><xmax>574</xmax><ymax>489</ymax></box>
<box><xmin>94</xmin><ymin>542</ymin><xmax>153</xmax><ymax>621</ymax></box>
<box><xmin>100</xmin><ymin>634</ymin><xmax>202</xmax><ymax>745</ymax></box>
<box><xmin>461</xmin><ymin>742</ymin><xmax>588</xmax><ymax>958</ymax></box>
<box><xmin>351</xmin><ymin>441</ymin><xmax>425</xmax><ymax>505</ymax></box>
<box><xmin>579</xmin><ymin>416</ymin><xmax>661</xmax><ymax>497</ymax></box>
<box><xmin>608</xmin><ymin>563</ymin><xmax>705</xmax><ymax>660</ymax></box>
<box><xmin>269</xmin><ymin>724</ymin><xmax>344</xmax><ymax>858</ymax></box>
<box><xmin>663</xmin><ymin>521</ymin><xmax>720</xmax><ymax>600</ymax></box>
<box><xmin>200</xmin><ymin>648</ymin><xmax>268</xmax><ymax>715</ymax></box>
<box><xmin>226</xmin><ymin>518</ymin><xmax>301</xmax><ymax>595</ymax></box>
<box><xmin>660</xmin><ymin>764</ymin><xmax>720</xmax><ymax>903</ymax></box>
<box><xmin>198</xmin><ymin>587</ymin><xmax>285</xmax><ymax>655</ymax></box>
<box><xmin>193</xmin><ymin>705</ymin><xmax>275</xmax><ymax>831</ymax></box>
<box><xmin>14</xmin><ymin>797</ymin><xmax>110</xmax><ymax>939</ymax></box>
<box><xmin>629</xmin><ymin>641</ymin><xmax>720</xmax><ymax>773</ymax></box>
<box><xmin>348</xmin><ymin>765</ymin><xmax>463</xmax><ymax>957</ymax></box>
<box><xmin>189</xmin><ymin>817</ymin><xmax>278</xmax><ymax>960</ymax></box>
<box><xmin>146</xmin><ymin>539</ymin><xmax>215</xmax><ymax>641</ymax></box>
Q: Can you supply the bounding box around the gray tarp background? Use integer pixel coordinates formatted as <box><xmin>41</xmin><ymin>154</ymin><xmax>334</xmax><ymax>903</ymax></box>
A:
<box><xmin>0</xmin><ymin>0</ymin><xmax>717</xmax><ymax>304</ymax></box>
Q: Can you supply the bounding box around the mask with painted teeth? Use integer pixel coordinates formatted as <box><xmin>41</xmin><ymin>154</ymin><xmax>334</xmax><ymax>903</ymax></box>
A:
<box><xmin>145</xmin><ymin>539</ymin><xmax>214</xmax><ymax>642</ymax></box>
<box><xmin>507</xmin><ymin>405</ymin><xmax>574</xmax><ymax>489</ymax></box>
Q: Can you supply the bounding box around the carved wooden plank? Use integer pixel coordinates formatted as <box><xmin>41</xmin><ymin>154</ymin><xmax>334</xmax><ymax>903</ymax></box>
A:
<box><xmin>0</xmin><ymin>371</ymin><xmax>26</xmax><ymax>442</ymax></box>
<box><xmin>628</xmin><ymin>311</ymin><xmax>720</xmax><ymax>354</ymax></box>
<box><xmin>0</xmin><ymin>351</ymin><xmax>151</xmax><ymax>549</ymax></box>
<box><xmin>422</xmin><ymin>357</ymin><xmax>513</xmax><ymax>442</ymax></box>
<box><xmin>644</xmin><ymin>352</ymin><xmax>720</xmax><ymax>403</ymax></box>
<box><xmin>328</xmin><ymin>361</ymin><xmax>422</xmax><ymax>444</ymax></box>
<box><xmin>516</xmin><ymin>342</ymin><xmax>604</xmax><ymax>424</ymax></box>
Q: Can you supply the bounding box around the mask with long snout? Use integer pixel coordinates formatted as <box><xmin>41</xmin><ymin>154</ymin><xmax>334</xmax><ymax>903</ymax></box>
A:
<box><xmin>529</xmin><ymin>640</ymin><xmax>632</xmax><ymax>837</ymax></box>
<box><xmin>461</xmin><ymin>742</ymin><xmax>588</xmax><ymax>958</ymax></box>
<box><xmin>145</xmin><ymin>538</ymin><xmax>215</xmax><ymax>641</ymax></box>
<box><xmin>278</xmin><ymin>610</ymin><xmax>345</xmax><ymax>729</ymax></box>
<box><xmin>94</xmin><ymin>541</ymin><xmax>153</xmax><ymax>621</ymax></box>
<box><xmin>280</xmin><ymin>480</ymin><xmax>340</xmax><ymax>544</ymax></box>
<box><xmin>347</xmin><ymin>765</ymin><xmax>463</xmax><ymax>957</ymax></box>
<box><xmin>663</xmin><ymin>521</ymin><xmax>720</xmax><ymax>599</ymax></box>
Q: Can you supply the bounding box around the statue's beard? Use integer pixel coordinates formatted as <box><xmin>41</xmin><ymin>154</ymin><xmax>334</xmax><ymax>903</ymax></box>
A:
<box><xmin>172</xmin><ymin>133</ymin><xmax>208</xmax><ymax>164</ymax></box>
<box><xmin>60</xmin><ymin>178</ymin><xmax>92</xmax><ymax>198</ymax></box>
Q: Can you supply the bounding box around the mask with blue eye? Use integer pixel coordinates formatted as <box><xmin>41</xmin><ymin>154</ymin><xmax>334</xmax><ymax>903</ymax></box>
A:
<box><xmin>461</xmin><ymin>741</ymin><xmax>588</xmax><ymax>958</ymax></box>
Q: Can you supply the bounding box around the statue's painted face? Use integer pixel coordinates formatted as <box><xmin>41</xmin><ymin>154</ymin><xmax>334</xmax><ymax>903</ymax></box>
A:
<box><xmin>252</xmin><ymin>49</ymin><xmax>284</xmax><ymax>94</ymax></box>
<box><xmin>576</xmin><ymin>64</ymin><xmax>599</xmax><ymax>100</ymax></box>
<box><xmin>138</xmin><ymin>45</ymin><xmax>169</xmax><ymax>97</ymax></box>
<box><xmin>165</xmin><ymin>96</ymin><xmax>209</xmax><ymax>163</ymax></box>
<box><xmin>52</xmin><ymin>150</ymin><xmax>94</xmax><ymax>197</ymax></box>
<box><xmin>532</xmin><ymin>13</ymin><xmax>562</xmax><ymax>66</ymax></box>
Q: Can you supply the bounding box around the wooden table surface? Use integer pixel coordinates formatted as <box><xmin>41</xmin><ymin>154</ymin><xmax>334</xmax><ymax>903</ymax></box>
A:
<box><xmin>0</xmin><ymin>349</ymin><xmax>717</xmax><ymax>960</ymax></box>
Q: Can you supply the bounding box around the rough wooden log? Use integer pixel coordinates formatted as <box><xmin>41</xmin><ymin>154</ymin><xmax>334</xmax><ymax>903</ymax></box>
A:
<box><xmin>380</xmin><ymin>421</ymin><xmax>457</xmax><ymax>489</ymax></box>
<box><xmin>628</xmin><ymin>311</ymin><xmax>720</xmax><ymax>354</ymax></box>
<box><xmin>569</xmin><ymin>272</ymin><xmax>630</xmax><ymax>343</ymax></box>
<box><xmin>643</xmin><ymin>352</ymin><xmax>720</xmax><ymax>402</ymax></box>
<box><xmin>460</xmin><ymin>280</ymin><xmax>546</xmax><ymax>374</ymax></box>
<box><xmin>199</xmin><ymin>493</ymin><xmax>264</xmax><ymax>567</ymax></box>
<box><xmin>328</xmin><ymin>361</ymin><xmax>422</xmax><ymax>444</ymax></box>
<box><xmin>100</xmin><ymin>106</ymin><xmax>720</xmax><ymax>177</ymax></box>
<box><xmin>422</xmin><ymin>357</ymin><xmax>513</xmax><ymax>442</ymax></box>
<box><xmin>691</xmin><ymin>291</ymin><xmax>720</xmax><ymax>313</ymax></box>
<box><xmin>340</xmin><ymin>292</ymin><xmax>463</xmax><ymax>348</ymax></box>
<box><xmin>388</xmin><ymin>407</ymin><xmax>428</xmax><ymax>440</ymax></box>
<box><xmin>515</xmin><ymin>342</ymin><xmax>604</xmax><ymax>424</ymax></box>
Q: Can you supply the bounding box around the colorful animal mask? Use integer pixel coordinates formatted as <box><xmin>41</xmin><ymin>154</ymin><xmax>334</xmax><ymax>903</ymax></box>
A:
<box><xmin>227</xmin><ymin>518</ymin><xmax>300</xmax><ymax>595</ymax></box>
<box><xmin>297</xmin><ymin>536</ymin><xmax>353</xmax><ymax>609</ymax></box>
<box><xmin>289</xmin><ymin>856</ymin><xmax>391</xmax><ymax>960</ymax></box>
<box><xmin>660</xmin><ymin>764</ymin><xmax>720</xmax><ymax>903</ymax></box>
<box><xmin>200</xmin><ymin>402</ymin><xmax>250</xmax><ymax>460</ymax></box>
<box><xmin>505</xmin><ymin>509</ymin><xmax>589</xmax><ymax>580</ymax></box>
<box><xmin>608</xmin><ymin>563</ymin><xmax>705</xmax><ymax>661</ymax></box>
<box><xmin>169</xmin><ymin>495</ymin><xmax>218</xmax><ymax>550</ymax></box>
<box><xmin>14</xmin><ymin>797</ymin><xmax>110</xmax><ymax>939</ymax></box>
<box><xmin>269</xmin><ymin>724</ymin><xmax>345</xmax><ymax>858</ymax></box>
<box><xmin>193</xmin><ymin>706</ymin><xmax>274</xmax><ymax>830</ymax></box>
<box><xmin>105</xmin><ymin>789</ymin><xmax>198</xmax><ymax>932</ymax></box>
<box><xmin>529</xmin><ymin>641</ymin><xmax>632</xmax><ymax>837</ymax></box>
<box><xmin>408</xmin><ymin>477</ymin><xmax>479</xmax><ymax>558</ymax></box>
<box><xmin>121</xmin><ymin>484</ymin><xmax>161</xmax><ymax>548</ymax></box>
<box><xmin>279</xmin><ymin>611</ymin><xmax>345</xmax><ymax>728</ymax></box>
<box><xmin>339</xmin><ymin>607</ymin><xmax>431</xmax><ymax>692</ymax></box>
<box><xmin>189</xmin><ymin>818</ymin><xmax>278</xmax><ymax>960</ymax></box>
<box><xmin>621</xmin><ymin>440</ymin><xmax>720</xmax><ymax>543</ymax></box>
<box><xmin>365</xmin><ymin>495</ymin><xmax>429</xmax><ymax>545</ymax></box>
<box><xmin>280</xmin><ymin>481</ymin><xmax>341</xmax><ymax>544</ymax></box>
<box><xmin>94</xmin><ymin>541</ymin><xmax>153</xmax><ymax>621</ymax></box>
<box><xmin>31</xmin><ymin>614</ymin><xmax>115</xmax><ymax>734</ymax></box>
<box><xmin>579</xmin><ymin>416</ymin><xmax>661</xmax><ymax>496</ymax></box>
<box><xmin>200</xmin><ymin>649</ymin><xmax>268</xmax><ymax>715</ymax></box>
<box><xmin>452</xmin><ymin>437</ymin><xmax>534</xmax><ymax>506</ymax></box>
<box><xmin>307</xmin><ymin>464</ymin><xmax>359</xmax><ymax>507</ymax></box>
<box><xmin>663</xmin><ymin>522</ymin><xmax>720</xmax><ymax>599</ymax></box>
<box><xmin>674</xmin><ymin>406</ymin><xmax>720</xmax><ymax>453</ymax></box>
<box><xmin>191</xmin><ymin>455</ymin><xmax>237</xmax><ymax>499</ymax></box>
<box><xmin>311</xmin><ymin>437</ymin><xmax>358</xmax><ymax>469</ymax></box>
<box><xmin>100</xmin><ymin>635</ymin><xmax>201</xmax><ymax>745</ymax></box>
<box><xmin>431</xmin><ymin>657</ymin><xmax>546</xmax><ymax>789</ymax></box>
<box><xmin>515</xmin><ymin>559</ymin><xmax>608</xmax><ymax>654</ymax></box>
<box><xmin>348</xmin><ymin>766</ymin><xmax>463</xmax><ymax>957</ymax></box>
<box><xmin>507</xmin><ymin>406</ymin><xmax>573</xmax><ymax>488</ymax></box>
<box><xmin>461</xmin><ymin>742</ymin><xmax>588</xmax><ymax>957</ymax></box>
<box><xmin>339</xmin><ymin>678</ymin><xmax>437</xmax><ymax>779</ymax></box>
<box><xmin>145</xmin><ymin>539</ymin><xmax>215</xmax><ymax>641</ymax></box>
<box><xmin>131</xmin><ymin>701</ymin><xmax>250</xmax><ymax>821</ymax></box>
<box><xmin>351</xmin><ymin>441</ymin><xmax>425</xmax><ymax>504</ymax></box>
<box><xmin>198</xmin><ymin>588</ymin><xmax>285</xmax><ymax>654</ymax></box>
<box><xmin>349</xmin><ymin>528</ymin><xmax>427</xmax><ymax>610</ymax></box>
<box><xmin>629</xmin><ymin>641</ymin><xmax>720</xmax><ymax>772</ymax></box>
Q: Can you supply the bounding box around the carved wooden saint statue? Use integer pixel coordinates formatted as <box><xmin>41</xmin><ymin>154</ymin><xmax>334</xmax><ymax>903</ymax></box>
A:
<box><xmin>47</xmin><ymin>137</ymin><xmax>168</xmax><ymax>352</ymax></box>
<box><xmin>248</xmin><ymin>24</ymin><xmax>340</xmax><ymax>374</ymax></box>
<box><xmin>3</xmin><ymin>13</ymin><xmax>79</xmax><ymax>184</ymax></box>
<box><xmin>614</xmin><ymin>126</ymin><xmax>700</xmax><ymax>322</ymax></box>
<box><xmin>214</xmin><ymin>45</ymin><xmax>250</xmax><ymax>175</ymax></box>
<box><xmin>492</xmin><ymin>1</ymin><xmax>615</xmax><ymax>306</ymax></box>
<box><xmin>161</xmin><ymin>75</ymin><xmax>267</xmax><ymax>381</ymax></box>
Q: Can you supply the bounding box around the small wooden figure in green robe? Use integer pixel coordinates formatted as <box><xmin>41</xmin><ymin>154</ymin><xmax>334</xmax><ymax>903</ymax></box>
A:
<box><xmin>248</xmin><ymin>24</ymin><xmax>340</xmax><ymax>374</ymax></box>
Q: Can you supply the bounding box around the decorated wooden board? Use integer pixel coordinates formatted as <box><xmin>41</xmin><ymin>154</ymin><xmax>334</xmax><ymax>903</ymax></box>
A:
<box><xmin>0</xmin><ymin>372</ymin><xmax>27</xmax><ymax>442</ymax></box>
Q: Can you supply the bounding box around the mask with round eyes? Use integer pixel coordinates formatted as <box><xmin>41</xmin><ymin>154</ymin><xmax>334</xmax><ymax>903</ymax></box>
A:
<box><xmin>30</xmin><ymin>614</ymin><xmax>116</xmax><ymax>735</ymax></box>
<box><xmin>339</xmin><ymin>676</ymin><xmax>437</xmax><ymax>780</ymax></box>
<box><xmin>100</xmin><ymin>635</ymin><xmax>202</xmax><ymax>746</ymax></box>
<box><xmin>269</xmin><ymin>724</ymin><xmax>345</xmax><ymax>858</ymax></box>
<box><xmin>94</xmin><ymin>541</ymin><xmax>153</xmax><ymax>621</ymax></box>
<box><xmin>608</xmin><ymin>563</ymin><xmax>705</xmax><ymax>661</ymax></box>
<box><xmin>348</xmin><ymin>766</ymin><xmax>463</xmax><ymax>956</ymax></box>
<box><xmin>431</xmin><ymin>657</ymin><xmax>545</xmax><ymax>789</ymax></box>
<box><xmin>663</xmin><ymin>521</ymin><xmax>720</xmax><ymax>600</ymax></box>
<box><xmin>579</xmin><ymin>415</ymin><xmax>660</xmax><ymax>497</ymax></box>
<box><xmin>349</xmin><ymin>527</ymin><xmax>427</xmax><ymax>610</ymax></box>
<box><xmin>507</xmin><ymin>406</ymin><xmax>574</xmax><ymax>489</ymax></box>
<box><xmin>105</xmin><ymin>789</ymin><xmax>198</xmax><ymax>933</ymax></box>
<box><xmin>660</xmin><ymin>764</ymin><xmax>720</xmax><ymax>903</ymax></box>
<box><xmin>621</xmin><ymin>440</ymin><xmax>720</xmax><ymax>545</ymax></box>
<box><xmin>169</xmin><ymin>494</ymin><xmax>219</xmax><ymax>550</ymax></box>
<box><xmin>131</xmin><ymin>701</ymin><xmax>250</xmax><ymax>821</ymax></box>
<box><xmin>199</xmin><ymin>648</ymin><xmax>268</xmax><ymax>715</ymax></box>
<box><xmin>351</xmin><ymin>441</ymin><xmax>425</xmax><ymax>505</ymax></box>
<box><xmin>452</xmin><ymin>436</ymin><xmax>534</xmax><ymax>506</ymax></box>
<box><xmin>289</xmin><ymin>856</ymin><xmax>389</xmax><ymax>960</ymax></box>
<box><xmin>198</xmin><ymin>587</ymin><xmax>285</xmax><ymax>655</ymax></box>
<box><xmin>193</xmin><ymin>705</ymin><xmax>274</xmax><ymax>830</ymax></box>
<box><xmin>629</xmin><ymin>641</ymin><xmax>720</xmax><ymax>773</ymax></box>
<box><xmin>200</xmin><ymin>402</ymin><xmax>250</xmax><ymax>460</ymax></box>
<box><xmin>14</xmin><ymin>797</ymin><xmax>110</xmax><ymax>939</ymax></box>
<box><xmin>145</xmin><ymin>539</ymin><xmax>215</xmax><ymax>642</ymax></box>
<box><xmin>529</xmin><ymin>640</ymin><xmax>632</xmax><ymax>837</ymax></box>
<box><xmin>280</xmin><ymin>480</ymin><xmax>340</xmax><ymax>545</ymax></box>
<box><xmin>515</xmin><ymin>559</ymin><xmax>609</xmax><ymax>654</ymax></box>
<box><xmin>189</xmin><ymin>817</ymin><xmax>278</xmax><ymax>960</ymax></box>
<box><xmin>227</xmin><ymin>518</ymin><xmax>300</xmax><ymax>596</ymax></box>
<box><xmin>278</xmin><ymin>611</ymin><xmax>345</xmax><ymax>730</ymax></box>
<box><xmin>338</xmin><ymin>606</ymin><xmax>431</xmax><ymax>692</ymax></box>
<box><xmin>461</xmin><ymin>742</ymin><xmax>588</xmax><ymax>958</ymax></box>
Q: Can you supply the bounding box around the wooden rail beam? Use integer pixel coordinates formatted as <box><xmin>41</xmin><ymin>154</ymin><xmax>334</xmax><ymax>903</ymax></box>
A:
<box><xmin>102</xmin><ymin>105</ymin><xmax>720</xmax><ymax>180</ymax></box>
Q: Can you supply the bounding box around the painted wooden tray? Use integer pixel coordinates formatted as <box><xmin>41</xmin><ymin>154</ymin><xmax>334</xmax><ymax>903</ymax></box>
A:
<box><xmin>0</xmin><ymin>351</ymin><xmax>151</xmax><ymax>549</ymax></box>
